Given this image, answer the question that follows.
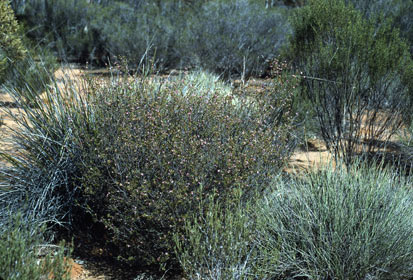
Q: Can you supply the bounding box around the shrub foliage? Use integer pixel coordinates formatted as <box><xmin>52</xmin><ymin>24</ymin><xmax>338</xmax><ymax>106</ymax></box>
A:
<box><xmin>287</xmin><ymin>0</ymin><xmax>413</xmax><ymax>164</ymax></box>
<box><xmin>10</xmin><ymin>0</ymin><xmax>291</xmax><ymax>76</ymax></box>
<box><xmin>0</xmin><ymin>0</ymin><xmax>26</xmax><ymax>83</ymax></box>
<box><xmin>76</xmin><ymin>70</ymin><xmax>297</xmax><ymax>269</ymax></box>
<box><xmin>0</xmin><ymin>213</ymin><xmax>71</xmax><ymax>280</ymax></box>
<box><xmin>174</xmin><ymin>186</ymin><xmax>266</xmax><ymax>280</ymax></box>
<box><xmin>181</xmin><ymin>0</ymin><xmax>291</xmax><ymax>77</ymax></box>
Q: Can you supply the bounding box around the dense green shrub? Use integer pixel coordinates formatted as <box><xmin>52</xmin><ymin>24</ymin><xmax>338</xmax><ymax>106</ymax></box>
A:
<box><xmin>346</xmin><ymin>0</ymin><xmax>413</xmax><ymax>54</ymax></box>
<box><xmin>0</xmin><ymin>0</ymin><xmax>26</xmax><ymax>83</ymax></box>
<box><xmin>182</xmin><ymin>0</ymin><xmax>291</xmax><ymax>77</ymax></box>
<box><xmin>256</xmin><ymin>162</ymin><xmax>413</xmax><ymax>279</ymax></box>
<box><xmin>77</xmin><ymin>70</ymin><xmax>297</xmax><ymax>270</ymax></box>
<box><xmin>0</xmin><ymin>213</ymin><xmax>71</xmax><ymax>280</ymax></box>
<box><xmin>287</xmin><ymin>0</ymin><xmax>413</xmax><ymax>165</ymax></box>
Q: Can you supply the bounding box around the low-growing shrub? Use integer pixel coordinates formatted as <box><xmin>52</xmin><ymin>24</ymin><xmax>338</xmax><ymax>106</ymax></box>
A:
<box><xmin>256</xmin><ymin>162</ymin><xmax>413</xmax><ymax>279</ymax></box>
<box><xmin>77</xmin><ymin>69</ymin><xmax>297</xmax><ymax>270</ymax></box>
<box><xmin>0</xmin><ymin>213</ymin><xmax>71</xmax><ymax>280</ymax></box>
<box><xmin>174</xmin><ymin>186</ymin><xmax>267</xmax><ymax>280</ymax></box>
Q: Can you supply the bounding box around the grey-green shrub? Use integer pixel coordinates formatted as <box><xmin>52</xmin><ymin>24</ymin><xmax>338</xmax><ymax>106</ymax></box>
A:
<box><xmin>256</xmin><ymin>162</ymin><xmax>413</xmax><ymax>279</ymax></box>
<box><xmin>174</xmin><ymin>186</ymin><xmax>267</xmax><ymax>280</ymax></box>
<box><xmin>16</xmin><ymin>0</ymin><xmax>106</xmax><ymax>63</ymax></box>
<box><xmin>182</xmin><ymin>0</ymin><xmax>291</xmax><ymax>77</ymax></box>
<box><xmin>13</xmin><ymin>0</ymin><xmax>188</xmax><ymax>69</ymax></box>
<box><xmin>0</xmin><ymin>213</ymin><xmax>70</xmax><ymax>280</ymax></box>
<box><xmin>12</xmin><ymin>0</ymin><xmax>292</xmax><ymax>76</ymax></box>
<box><xmin>97</xmin><ymin>1</ymin><xmax>183</xmax><ymax>70</ymax></box>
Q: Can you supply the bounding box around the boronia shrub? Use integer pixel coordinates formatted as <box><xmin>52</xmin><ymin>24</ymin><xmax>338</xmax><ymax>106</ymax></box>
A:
<box><xmin>77</xmin><ymin>69</ymin><xmax>297</xmax><ymax>270</ymax></box>
<box><xmin>256</xmin><ymin>162</ymin><xmax>413</xmax><ymax>279</ymax></box>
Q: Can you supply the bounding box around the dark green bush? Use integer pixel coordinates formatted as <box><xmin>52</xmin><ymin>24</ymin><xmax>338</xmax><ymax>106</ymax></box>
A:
<box><xmin>256</xmin><ymin>162</ymin><xmax>413</xmax><ymax>279</ymax></box>
<box><xmin>346</xmin><ymin>0</ymin><xmax>413</xmax><ymax>54</ymax></box>
<box><xmin>0</xmin><ymin>0</ymin><xmax>26</xmax><ymax>83</ymax></box>
<box><xmin>77</xmin><ymin>70</ymin><xmax>297</xmax><ymax>270</ymax></box>
<box><xmin>287</xmin><ymin>0</ymin><xmax>413</xmax><ymax>165</ymax></box>
<box><xmin>181</xmin><ymin>0</ymin><xmax>291</xmax><ymax>77</ymax></box>
<box><xmin>0</xmin><ymin>213</ymin><xmax>71</xmax><ymax>280</ymax></box>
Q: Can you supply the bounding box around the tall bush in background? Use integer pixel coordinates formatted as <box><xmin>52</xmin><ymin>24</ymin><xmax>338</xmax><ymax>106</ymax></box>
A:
<box><xmin>287</xmin><ymin>0</ymin><xmax>413</xmax><ymax>165</ymax></box>
<box><xmin>0</xmin><ymin>0</ymin><xmax>26</xmax><ymax>84</ymax></box>
<box><xmin>19</xmin><ymin>0</ymin><xmax>107</xmax><ymax>64</ymax></box>
<box><xmin>346</xmin><ymin>0</ymin><xmax>413</xmax><ymax>54</ymax></box>
<box><xmin>182</xmin><ymin>0</ymin><xmax>291</xmax><ymax>77</ymax></box>
<box><xmin>9</xmin><ymin>0</ymin><xmax>293</xmax><ymax>76</ymax></box>
<box><xmin>98</xmin><ymin>1</ymin><xmax>186</xmax><ymax>71</ymax></box>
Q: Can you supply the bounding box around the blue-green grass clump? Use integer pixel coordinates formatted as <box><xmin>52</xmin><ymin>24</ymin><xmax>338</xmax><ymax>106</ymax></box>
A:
<box><xmin>256</xmin><ymin>162</ymin><xmax>413</xmax><ymax>279</ymax></box>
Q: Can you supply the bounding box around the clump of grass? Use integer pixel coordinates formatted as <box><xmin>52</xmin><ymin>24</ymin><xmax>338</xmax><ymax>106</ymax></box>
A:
<box><xmin>256</xmin><ymin>161</ymin><xmax>413</xmax><ymax>279</ymax></box>
<box><xmin>0</xmin><ymin>61</ymin><xmax>94</xmax><ymax>233</ymax></box>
